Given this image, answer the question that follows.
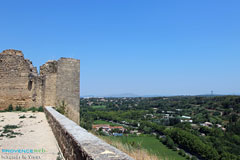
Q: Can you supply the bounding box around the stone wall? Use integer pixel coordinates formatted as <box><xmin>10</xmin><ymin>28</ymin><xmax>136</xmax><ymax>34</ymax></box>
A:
<box><xmin>40</xmin><ymin>60</ymin><xmax>58</xmax><ymax>107</ymax></box>
<box><xmin>0</xmin><ymin>49</ymin><xmax>42</xmax><ymax>109</ymax></box>
<box><xmin>0</xmin><ymin>49</ymin><xmax>80</xmax><ymax>124</ymax></box>
<box><xmin>56</xmin><ymin>58</ymin><xmax>80</xmax><ymax>124</ymax></box>
<box><xmin>40</xmin><ymin>58</ymin><xmax>80</xmax><ymax>124</ymax></box>
<box><xmin>44</xmin><ymin>106</ymin><xmax>134</xmax><ymax>160</ymax></box>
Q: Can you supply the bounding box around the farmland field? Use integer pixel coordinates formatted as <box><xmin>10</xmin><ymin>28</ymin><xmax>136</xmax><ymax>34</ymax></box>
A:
<box><xmin>91</xmin><ymin>105</ymin><xmax>106</xmax><ymax>109</ymax></box>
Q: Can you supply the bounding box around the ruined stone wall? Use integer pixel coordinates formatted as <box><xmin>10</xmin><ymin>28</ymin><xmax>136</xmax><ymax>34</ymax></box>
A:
<box><xmin>0</xmin><ymin>49</ymin><xmax>80</xmax><ymax>124</ymax></box>
<box><xmin>39</xmin><ymin>58</ymin><xmax>80</xmax><ymax>124</ymax></box>
<box><xmin>56</xmin><ymin>58</ymin><xmax>80</xmax><ymax>124</ymax></box>
<box><xmin>40</xmin><ymin>60</ymin><xmax>58</xmax><ymax>107</ymax></box>
<box><xmin>0</xmin><ymin>49</ymin><xmax>42</xmax><ymax>110</ymax></box>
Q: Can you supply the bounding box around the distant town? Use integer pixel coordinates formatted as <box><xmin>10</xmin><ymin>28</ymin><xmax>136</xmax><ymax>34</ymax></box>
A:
<box><xmin>80</xmin><ymin>96</ymin><xmax>240</xmax><ymax>160</ymax></box>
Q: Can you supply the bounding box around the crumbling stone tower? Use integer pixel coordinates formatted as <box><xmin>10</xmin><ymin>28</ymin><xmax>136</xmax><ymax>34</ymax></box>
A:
<box><xmin>0</xmin><ymin>49</ymin><xmax>80</xmax><ymax>124</ymax></box>
<box><xmin>41</xmin><ymin>58</ymin><xmax>80</xmax><ymax>124</ymax></box>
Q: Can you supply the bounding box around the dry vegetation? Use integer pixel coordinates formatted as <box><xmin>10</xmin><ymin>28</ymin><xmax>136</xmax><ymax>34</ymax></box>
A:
<box><xmin>98</xmin><ymin>135</ymin><xmax>160</xmax><ymax>160</ymax></box>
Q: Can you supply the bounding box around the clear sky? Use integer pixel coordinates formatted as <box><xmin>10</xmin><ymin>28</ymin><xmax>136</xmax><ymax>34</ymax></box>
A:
<box><xmin>1</xmin><ymin>0</ymin><xmax>240</xmax><ymax>96</ymax></box>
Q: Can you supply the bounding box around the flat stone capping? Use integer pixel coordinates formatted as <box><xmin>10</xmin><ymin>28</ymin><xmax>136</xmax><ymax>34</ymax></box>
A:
<box><xmin>44</xmin><ymin>106</ymin><xmax>134</xmax><ymax>160</ymax></box>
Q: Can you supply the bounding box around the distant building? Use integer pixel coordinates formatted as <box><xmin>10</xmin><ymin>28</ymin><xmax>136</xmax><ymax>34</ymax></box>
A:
<box><xmin>200</xmin><ymin>122</ymin><xmax>213</xmax><ymax>127</ymax></box>
<box><xmin>113</xmin><ymin>133</ymin><xmax>123</xmax><ymax>136</ymax></box>
<box><xmin>181</xmin><ymin>116</ymin><xmax>191</xmax><ymax>119</ymax></box>
<box><xmin>180</xmin><ymin>119</ymin><xmax>193</xmax><ymax>123</ymax></box>
<box><xmin>180</xmin><ymin>116</ymin><xmax>192</xmax><ymax>123</ymax></box>
<box><xmin>92</xmin><ymin>124</ymin><xmax>125</xmax><ymax>132</ymax></box>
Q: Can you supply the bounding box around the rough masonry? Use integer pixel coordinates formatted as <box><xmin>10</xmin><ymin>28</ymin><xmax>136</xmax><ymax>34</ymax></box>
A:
<box><xmin>0</xmin><ymin>49</ymin><xmax>80</xmax><ymax>124</ymax></box>
<box><xmin>45</xmin><ymin>106</ymin><xmax>134</xmax><ymax>160</ymax></box>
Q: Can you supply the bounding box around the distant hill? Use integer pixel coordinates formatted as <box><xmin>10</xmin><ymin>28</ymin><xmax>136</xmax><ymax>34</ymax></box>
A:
<box><xmin>81</xmin><ymin>93</ymin><xmax>240</xmax><ymax>98</ymax></box>
<box><xmin>80</xmin><ymin>95</ymin><xmax>96</xmax><ymax>98</ymax></box>
<box><xmin>105</xmin><ymin>93</ymin><xmax>140</xmax><ymax>97</ymax></box>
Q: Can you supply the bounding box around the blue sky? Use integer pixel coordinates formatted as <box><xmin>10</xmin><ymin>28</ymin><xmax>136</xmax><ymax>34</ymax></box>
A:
<box><xmin>1</xmin><ymin>0</ymin><xmax>240</xmax><ymax>96</ymax></box>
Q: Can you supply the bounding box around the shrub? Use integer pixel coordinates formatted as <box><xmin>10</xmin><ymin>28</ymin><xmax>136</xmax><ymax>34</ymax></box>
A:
<box><xmin>161</xmin><ymin>135</ymin><xmax>176</xmax><ymax>149</ymax></box>
<box><xmin>191</xmin><ymin>156</ymin><xmax>198</xmax><ymax>160</ymax></box>
<box><xmin>178</xmin><ymin>149</ymin><xmax>186</xmax><ymax>157</ymax></box>
<box><xmin>4</xmin><ymin>125</ymin><xmax>19</xmax><ymax>130</ymax></box>
<box><xmin>22</xmin><ymin>108</ymin><xmax>27</xmax><ymax>112</ymax></box>
<box><xmin>56</xmin><ymin>101</ymin><xmax>67</xmax><ymax>115</ymax></box>
<box><xmin>28</xmin><ymin>107</ymin><xmax>37</xmax><ymax>112</ymax></box>
<box><xmin>16</xmin><ymin>106</ymin><xmax>22</xmax><ymax>111</ymax></box>
<box><xmin>19</xmin><ymin>115</ymin><xmax>26</xmax><ymax>119</ymax></box>
<box><xmin>38</xmin><ymin>106</ymin><xmax>44</xmax><ymax>112</ymax></box>
<box><xmin>7</xmin><ymin>104</ymin><xmax>13</xmax><ymax>112</ymax></box>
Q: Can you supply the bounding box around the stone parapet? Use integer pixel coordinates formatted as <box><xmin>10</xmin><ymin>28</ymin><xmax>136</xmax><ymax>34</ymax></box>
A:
<box><xmin>44</xmin><ymin>106</ymin><xmax>134</xmax><ymax>160</ymax></box>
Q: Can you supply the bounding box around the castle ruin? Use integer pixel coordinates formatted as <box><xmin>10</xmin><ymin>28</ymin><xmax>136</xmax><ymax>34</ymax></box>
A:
<box><xmin>0</xmin><ymin>49</ymin><xmax>80</xmax><ymax>124</ymax></box>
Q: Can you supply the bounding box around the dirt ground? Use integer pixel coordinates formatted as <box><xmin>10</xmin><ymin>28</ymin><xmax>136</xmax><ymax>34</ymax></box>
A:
<box><xmin>0</xmin><ymin>112</ymin><xmax>62</xmax><ymax>160</ymax></box>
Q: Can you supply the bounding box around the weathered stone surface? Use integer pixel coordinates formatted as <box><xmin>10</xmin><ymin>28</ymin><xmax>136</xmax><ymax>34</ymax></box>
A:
<box><xmin>2</xmin><ymin>49</ymin><xmax>24</xmax><ymax>56</ymax></box>
<box><xmin>0</xmin><ymin>49</ymin><xmax>42</xmax><ymax>108</ymax></box>
<box><xmin>56</xmin><ymin>58</ymin><xmax>80</xmax><ymax>124</ymax></box>
<box><xmin>40</xmin><ymin>58</ymin><xmax>80</xmax><ymax>124</ymax></box>
<box><xmin>45</xmin><ymin>106</ymin><xmax>134</xmax><ymax>160</ymax></box>
<box><xmin>0</xmin><ymin>49</ymin><xmax>80</xmax><ymax>124</ymax></box>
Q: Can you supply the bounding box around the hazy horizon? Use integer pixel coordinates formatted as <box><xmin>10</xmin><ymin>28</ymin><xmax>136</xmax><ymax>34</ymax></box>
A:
<box><xmin>1</xmin><ymin>0</ymin><xmax>240</xmax><ymax>96</ymax></box>
<box><xmin>81</xmin><ymin>92</ymin><xmax>240</xmax><ymax>98</ymax></box>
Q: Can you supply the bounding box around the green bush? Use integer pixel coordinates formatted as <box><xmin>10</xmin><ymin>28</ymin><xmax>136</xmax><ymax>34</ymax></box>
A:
<box><xmin>16</xmin><ymin>106</ymin><xmax>22</xmax><ymax>111</ymax></box>
<box><xmin>168</xmin><ymin>128</ymin><xmax>220</xmax><ymax>160</ymax></box>
<box><xmin>191</xmin><ymin>156</ymin><xmax>198</xmax><ymax>160</ymax></box>
<box><xmin>56</xmin><ymin>101</ymin><xmax>67</xmax><ymax>115</ymax></box>
<box><xmin>38</xmin><ymin>106</ymin><xmax>44</xmax><ymax>112</ymax></box>
<box><xmin>7</xmin><ymin>104</ymin><xmax>13</xmax><ymax>112</ymax></box>
<box><xmin>28</xmin><ymin>107</ymin><xmax>37</xmax><ymax>112</ymax></box>
<box><xmin>178</xmin><ymin>149</ymin><xmax>186</xmax><ymax>157</ymax></box>
<box><xmin>22</xmin><ymin>108</ymin><xmax>27</xmax><ymax>112</ymax></box>
<box><xmin>161</xmin><ymin>136</ymin><xmax>176</xmax><ymax>149</ymax></box>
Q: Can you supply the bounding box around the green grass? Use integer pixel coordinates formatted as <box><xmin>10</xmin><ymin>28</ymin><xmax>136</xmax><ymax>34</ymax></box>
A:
<box><xmin>107</xmin><ymin>135</ymin><xmax>186</xmax><ymax>160</ymax></box>
<box><xmin>91</xmin><ymin>105</ymin><xmax>106</xmax><ymax>109</ymax></box>
<box><xmin>93</xmin><ymin>120</ymin><xmax>121</xmax><ymax>126</ymax></box>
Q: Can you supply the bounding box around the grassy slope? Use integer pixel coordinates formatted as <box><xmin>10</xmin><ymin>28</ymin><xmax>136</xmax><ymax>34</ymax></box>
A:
<box><xmin>91</xmin><ymin>105</ymin><xmax>106</xmax><ymax>109</ymax></box>
<box><xmin>108</xmin><ymin>135</ymin><xmax>186</xmax><ymax>160</ymax></box>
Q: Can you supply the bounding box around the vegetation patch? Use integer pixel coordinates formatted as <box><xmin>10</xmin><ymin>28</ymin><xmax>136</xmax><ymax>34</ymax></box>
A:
<box><xmin>38</xmin><ymin>106</ymin><xmax>44</xmax><ymax>112</ymax></box>
<box><xmin>19</xmin><ymin>115</ymin><xmax>26</xmax><ymax>119</ymax></box>
<box><xmin>5</xmin><ymin>104</ymin><xmax>13</xmax><ymax>112</ymax></box>
<box><xmin>0</xmin><ymin>105</ymin><xmax>44</xmax><ymax>113</ymax></box>
<box><xmin>15</xmin><ymin>106</ymin><xmax>22</xmax><ymax>111</ymax></box>
<box><xmin>106</xmin><ymin>135</ymin><xmax>186</xmax><ymax>160</ymax></box>
<box><xmin>28</xmin><ymin>107</ymin><xmax>37</xmax><ymax>112</ymax></box>
<box><xmin>93</xmin><ymin>120</ymin><xmax>121</xmax><ymax>126</ymax></box>
<box><xmin>98</xmin><ymin>135</ymin><xmax>159</xmax><ymax>160</ymax></box>
<box><xmin>0</xmin><ymin>124</ymin><xmax>23</xmax><ymax>138</ymax></box>
<box><xmin>91</xmin><ymin>105</ymin><xmax>106</xmax><ymax>109</ymax></box>
<box><xmin>56</xmin><ymin>101</ymin><xmax>68</xmax><ymax>115</ymax></box>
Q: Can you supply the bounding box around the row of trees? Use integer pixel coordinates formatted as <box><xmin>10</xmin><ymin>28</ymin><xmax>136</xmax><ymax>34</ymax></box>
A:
<box><xmin>165</xmin><ymin>127</ymin><xmax>240</xmax><ymax>160</ymax></box>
